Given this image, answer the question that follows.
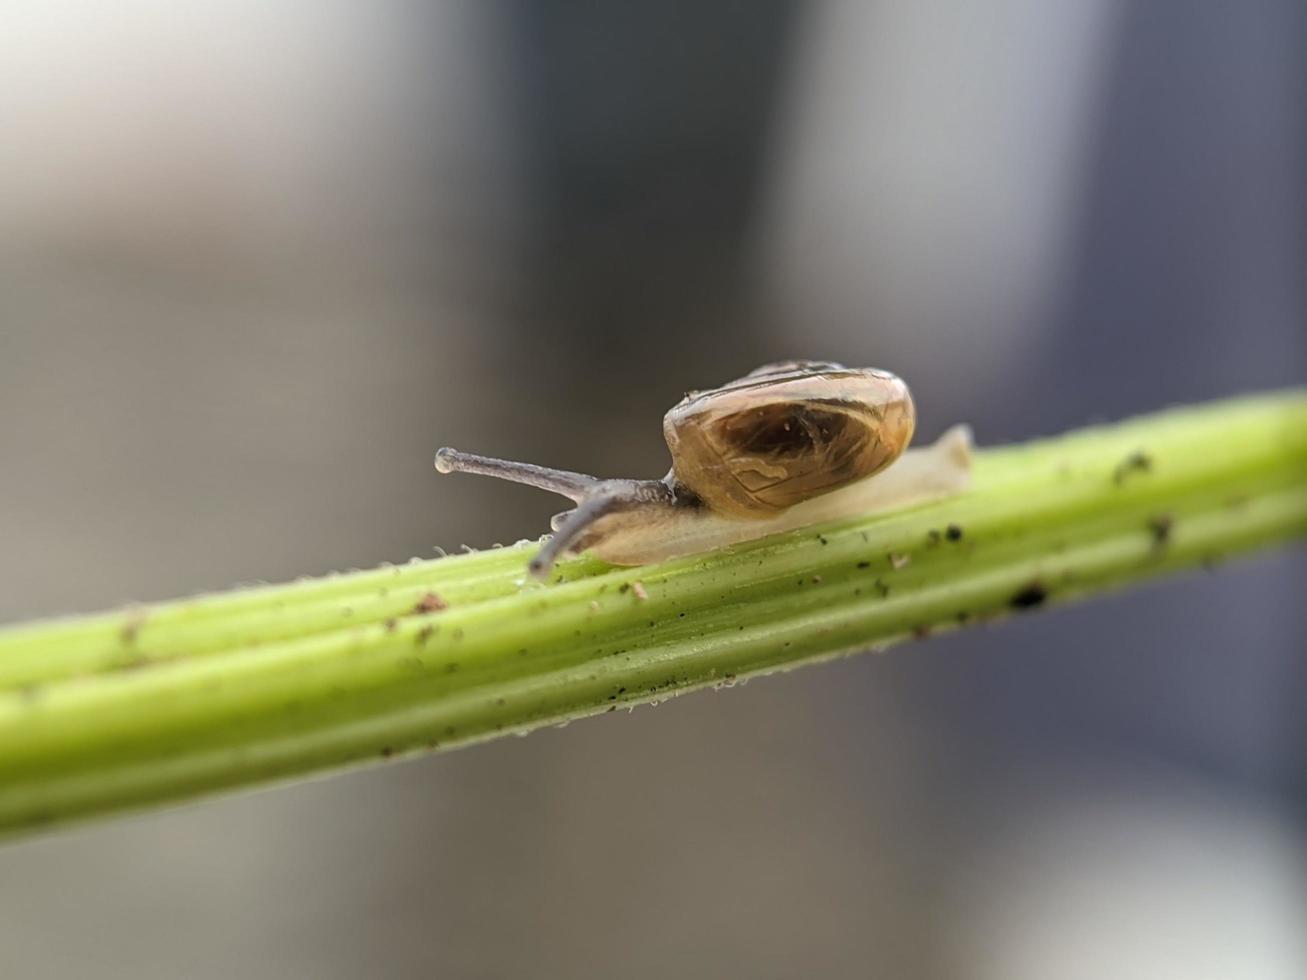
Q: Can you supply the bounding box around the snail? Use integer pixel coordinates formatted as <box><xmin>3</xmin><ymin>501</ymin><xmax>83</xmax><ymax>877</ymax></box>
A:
<box><xmin>435</xmin><ymin>360</ymin><xmax>972</xmax><ymax>578</ymax></box>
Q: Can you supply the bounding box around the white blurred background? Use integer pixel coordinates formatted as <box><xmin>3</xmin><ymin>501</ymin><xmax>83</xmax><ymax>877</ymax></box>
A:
<box><xmin>0</xmin><ymin>2</ymin><xmax>1303</xmax><ymax>977</ymax></box>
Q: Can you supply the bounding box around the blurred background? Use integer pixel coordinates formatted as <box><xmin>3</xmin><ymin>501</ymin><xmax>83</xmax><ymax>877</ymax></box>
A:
<box><xmin>0</xmin><ymin>1</ymin><xmax>1303</xmax><ymax>977</ymax></box>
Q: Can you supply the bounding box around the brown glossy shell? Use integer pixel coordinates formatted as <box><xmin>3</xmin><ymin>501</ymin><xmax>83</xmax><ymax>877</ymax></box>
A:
<box><xmin>663</xmin><ymin>361</ymin><xmax>915</xmax><ymax>518</ymax></box>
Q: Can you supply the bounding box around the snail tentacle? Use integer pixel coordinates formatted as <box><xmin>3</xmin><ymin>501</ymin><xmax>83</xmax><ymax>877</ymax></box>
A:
<box><xmin>528</xmin><ymin>479</ymin><xmax>674</xmax><ymax>579</ymax></box>
<box><xmin>434</xmin><ymin>448</ymin><xmax>599</xmax><ymax>502</ymax></box>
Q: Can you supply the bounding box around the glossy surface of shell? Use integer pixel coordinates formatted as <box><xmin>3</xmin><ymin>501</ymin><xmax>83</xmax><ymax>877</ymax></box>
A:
<box><xmin>663</xmin><ymin>361</ymin><xmax>915</xmax><ymax>517</ymax></box>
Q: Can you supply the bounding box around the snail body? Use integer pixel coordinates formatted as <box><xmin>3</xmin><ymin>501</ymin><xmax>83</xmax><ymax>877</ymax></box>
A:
<box><xmin>435</xmin><ymin>361</ymin><xmax>971</xmax><ymax>578</ymax></box>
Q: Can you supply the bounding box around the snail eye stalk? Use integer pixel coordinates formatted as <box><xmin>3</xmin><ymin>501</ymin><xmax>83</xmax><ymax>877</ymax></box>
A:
<box><xmin>526</xmin><ymin>493</ymin><xmax>624</xmax><ymax>578</ymax></box>
<box><xmin>434</xmin><ymin>448</ymin><xmax>600</xmax><ymax>503</ymax></box>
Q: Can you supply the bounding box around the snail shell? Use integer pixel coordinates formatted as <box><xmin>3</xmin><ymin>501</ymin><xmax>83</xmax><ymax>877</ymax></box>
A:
<box><xmin>664</xmin><ymin>361</ymin><xmax>915</xmax><ymax>517</ymax></box>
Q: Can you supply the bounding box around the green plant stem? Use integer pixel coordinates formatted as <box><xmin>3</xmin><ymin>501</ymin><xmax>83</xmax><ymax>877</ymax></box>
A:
<box><xmin>0</xmin><ymin>390</ymin><xmax>1303</xmax><ymax>839</ymax></box>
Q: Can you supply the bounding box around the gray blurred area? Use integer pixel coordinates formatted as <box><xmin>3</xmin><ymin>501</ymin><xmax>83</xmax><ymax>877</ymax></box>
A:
<box><xmin>0</xmin><ymin>2</ymin><xmax>1304</xmax><ymax>977</ymax></box>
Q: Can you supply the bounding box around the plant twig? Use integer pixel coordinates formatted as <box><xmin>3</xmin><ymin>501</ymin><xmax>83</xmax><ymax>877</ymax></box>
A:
<box><xmin>0</xmin><ymin>390</ymin><xmax>1303</xmax><ymax>839</ymax></box>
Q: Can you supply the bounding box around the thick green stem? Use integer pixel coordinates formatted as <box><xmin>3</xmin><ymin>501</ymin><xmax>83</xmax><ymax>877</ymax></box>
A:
<box><xmin>0</xmin><ymin>391</ymin><xmax>1303</xmax><ymax>839</ymax></box>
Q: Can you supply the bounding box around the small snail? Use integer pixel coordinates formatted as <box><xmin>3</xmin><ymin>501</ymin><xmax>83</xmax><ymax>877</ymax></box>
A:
<box><xmin>436</xmin><ymin>360</ymin><xmax>972</xmax><ymax>578</ymax></box>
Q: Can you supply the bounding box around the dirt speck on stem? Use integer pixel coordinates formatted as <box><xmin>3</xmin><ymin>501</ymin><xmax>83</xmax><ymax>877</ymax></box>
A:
<box><xmin>1112</xmin><ymin>450</ymin><xmax>1154</xmax><ymax>485</ymax></box>
<box><xmin>413</xmin><ymin>592</ymin><xmax>448</xmax><ymax>614</ymax></box>
<box><xmin>1009</xmin><ymin>582</ymin><xmax>1049</xmax><ymax>610</ymax></box>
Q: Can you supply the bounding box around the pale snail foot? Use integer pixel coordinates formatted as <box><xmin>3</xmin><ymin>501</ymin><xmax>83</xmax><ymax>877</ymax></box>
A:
<box><xmin>577</xmin><ymin>424</ymin><xmax>974</xmax><ymax>567</ymax></box>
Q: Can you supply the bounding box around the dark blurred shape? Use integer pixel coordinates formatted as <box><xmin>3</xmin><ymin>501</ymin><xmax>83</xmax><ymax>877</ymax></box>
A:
<box><xmin>1047</xmin><ymin>0</ymin><xmax>1305</xmax><ymax>422</ymax></box>
<box><xmin>502</xmin><ymin>1</ymin><xmax>800</xmax><ymax>390</ymax></box>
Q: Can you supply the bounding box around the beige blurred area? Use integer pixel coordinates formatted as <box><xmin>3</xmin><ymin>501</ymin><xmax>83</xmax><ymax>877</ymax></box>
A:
<box><xmin>1</xmin><ymin>3</ymin><xmax>1303</xmax><ymax>978</ymax></box>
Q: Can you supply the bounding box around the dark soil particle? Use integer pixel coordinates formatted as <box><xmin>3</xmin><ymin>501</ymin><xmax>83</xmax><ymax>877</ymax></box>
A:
<box><xmin>1009</xmin><ymin>582</ymin><xmax>1049</xmax><ymax>610</ymax></box>
<box><xmin>1147</xmin><ymin>513</ymin><xmax>1174</xmax><ymax>548</ymax></box>
<box><xmin>1112</xmin><ymin>450</ymin><xmax>1154</xmax><ymax>485</ymax></box>
<box><xmin>120</xmin><ymin>612</ymin><xmax>147</xmax><ymax>646</ymax></box>
<box><xmin>413</xmin><ymin>592</ymin><xmax>448</xmax><ymax>614</ymax></box>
